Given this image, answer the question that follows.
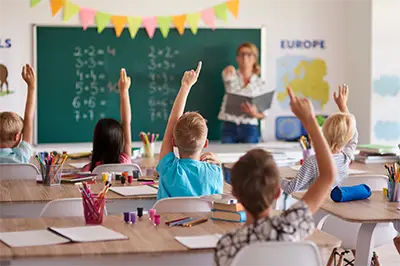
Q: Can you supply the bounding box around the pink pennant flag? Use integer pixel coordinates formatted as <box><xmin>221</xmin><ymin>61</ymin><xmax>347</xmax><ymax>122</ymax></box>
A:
<box><xmin>80</xmin><ymin>7</ymin><xmax>96</xmax><ymax>30</ymax></box>
<box><xmin>143</xmin><ymin>17</ymin><xmax>157</xmax><ymax>38</ymax></box>
<box><xmin>201</xmin><ymin>8</ymin><xmax>215</xmax><ymax>30</ymax></box>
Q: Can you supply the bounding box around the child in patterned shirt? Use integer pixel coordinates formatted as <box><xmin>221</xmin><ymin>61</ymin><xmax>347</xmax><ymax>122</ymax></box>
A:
<box><xmin>214</xmin><ymin>87</ymin><xmax>337</xmax><ymax>266</ymax></box>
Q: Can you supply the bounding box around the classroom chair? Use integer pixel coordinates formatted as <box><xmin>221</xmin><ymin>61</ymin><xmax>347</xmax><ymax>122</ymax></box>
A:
<box><xmin>320</xmin><ymin>175</ymin><xmax>396</xmax><ymax>266</ymax></box>
<box><xmin>0</xmin><ymin>163</ymin><xmax>40</xmax><ymax>180</ymax></box>
<box><xmin>92</xmin><ymin>164</ymin><xmax>142</xmax><ymax>176</ymax></box>
<box><xmin>40</xmin><ymin>198</ymin><xmax>108</xmax><ymax>217</ymax></box>
<box><xmin>230</xmin><ymin>241</ymin><xmax>322</xmax><ymax>266</ymax></box>
<box><xmin>152</xmin><ymin>197</ymin><xmax>212</xmax><ymax>212</ymax></box>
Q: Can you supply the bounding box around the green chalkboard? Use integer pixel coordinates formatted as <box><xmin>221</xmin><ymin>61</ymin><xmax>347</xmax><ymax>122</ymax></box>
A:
<box><xmin>36</xmin><ymin>26</ymin><xmax>261</xmax><ymax>143</ymax></box>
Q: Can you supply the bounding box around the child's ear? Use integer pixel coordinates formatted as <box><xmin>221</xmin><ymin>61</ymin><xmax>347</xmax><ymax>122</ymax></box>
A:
<box><xmin>14</xmin><ymin>132</ymin><xmax>22</xmax><ymax>142</ymax></box>
<box><xmin>172</xmin><ymin>138</ymin><xmax>177</xmax><ymax>147</ymax></box>
<box><xmin>203</xmin><ymin>139</ymin><xmax>209</xmax><ymax>148</ymax></box>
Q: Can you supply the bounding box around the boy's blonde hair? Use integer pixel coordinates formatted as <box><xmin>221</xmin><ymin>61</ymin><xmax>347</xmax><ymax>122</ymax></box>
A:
<box><xmin>173</xmin><ymin>112</ymin><xmax>208</xmax><ymax>154</ymax></box>
<box><xmin>322</xmin><ymin>112</ymin><xmax>356</xmax><ymax>152</ymax></box>
<box><xmin>0</xmin><ymin>112</ymin><xmax>24</xmax><ymax>143</ymax></box>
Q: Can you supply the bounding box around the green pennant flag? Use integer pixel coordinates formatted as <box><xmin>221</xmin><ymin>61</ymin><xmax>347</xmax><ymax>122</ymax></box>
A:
<box><xmin>96</xmin><ymin>12</ymin><xmax>111</xmax><ymax>33</ymax></box>
<box><xmin>187</xmin><ymin>13</ymin><xmax>200</xmax><ymax>35</ymax></box>
<box><xmin>157</xmin><ymin>16</ymin><xmax>172</xmax><ymax>38</ymax></box>
<box><xmin>214</xmin><ymin>3</ymin><xmax>228</xmax><ymax>21</ymax></box>
<box><xmin>127</xmin><ymin>17</ymin><xmax>142</xmax><ymax>39</ymax></box>
<box><xmin>31</xmin><ymin>0</ymin><xmax>41</xmax><ymax>7</ymax></box>
<box><xmin>64</xmin><ymin>1</ymin><xmax>80</xmax><ymax>22</ymax></box>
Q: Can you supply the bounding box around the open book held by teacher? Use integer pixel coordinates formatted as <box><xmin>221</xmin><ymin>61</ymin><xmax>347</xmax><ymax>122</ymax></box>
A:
<box><xmin>225</xmin><ymin>90</ymin><xmax>275</xmax><ymax>118</ymax></box>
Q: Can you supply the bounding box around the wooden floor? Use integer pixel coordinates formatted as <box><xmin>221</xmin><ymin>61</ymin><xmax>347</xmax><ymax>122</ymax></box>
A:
<box><xmin>340</xmin><ymin>242</ymin><xmax>400</xmax><ymax>265</ymax></box>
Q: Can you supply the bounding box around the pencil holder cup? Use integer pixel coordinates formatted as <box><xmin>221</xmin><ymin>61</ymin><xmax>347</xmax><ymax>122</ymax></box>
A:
<box><xmin>143</xmin><ymin>143</ymin><xmax>155</xmax><ymax>158</ymax></box>
<box><xmin>387</xmin><ymin>181</ymin><xmax>400</xmax><ymax>202</ymax></box>
<box><xmin>82</xmin><ymin>194</ymin><xmax>105</xmax><ymax>225</ymax></box>
<box><xmin>302</xmin><ymin>149</ymin><xmax>314</xmax><ymax>161</ymax></box>
<box><xmin>40</xmin><ymin>164</ymin><xmax>63</xmax><ymax>186</ymax></box>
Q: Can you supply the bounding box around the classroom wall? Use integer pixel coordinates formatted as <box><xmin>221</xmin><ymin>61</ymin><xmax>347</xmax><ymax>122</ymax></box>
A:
<box><xmin>0</xmin><ymin>0</ymin><xmax>378</xmax><ymax>145</ymax></box>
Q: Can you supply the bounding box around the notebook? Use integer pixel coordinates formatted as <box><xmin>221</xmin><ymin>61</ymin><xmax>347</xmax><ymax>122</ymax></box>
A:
<box><xmin>109</xmin><ymin>185</ymin><xmax>158</xmax><ymax>196</ymax></box>
<box><xmin>175</xmin><ymin>234</ymin><xmax>222</xmax><ymax>249</ymax></box>
<box><xmin>61</xmin><ymin>173</ymin><xmax>97</xmax><ymax>183</ymax></box>
<box><xmin>48</xmin><ymin>226</ymin><xmax>128</xmax><ymax>242</ymax></box>
<box><xmin>225</xmin><ymin>90</ymin><xmax>275</xmax><ymax>117</ymax></box>
<box><xmin>0</xmin><ymin>230</ymin><xmax>70</xmax><ymax>248</ymax></box>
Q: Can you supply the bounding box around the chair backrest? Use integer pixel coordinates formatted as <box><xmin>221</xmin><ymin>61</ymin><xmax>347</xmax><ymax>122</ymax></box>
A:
<box><xmin>152</xmin><ymin>197</ymin><xmax>212</xmax><ymax>212</ymax></box>
<box><xmin>0</xmin><ymin>163</ymin><xmax>40</xmax><ymax>180</ymax></box>
<box><xmin>40</xmin><ymin>198</ymin><xmax>84</xmax><ymax>217</ymax></box>
<box><xmin>342</xmin><ymin>174</ymin><xmax>388</xmax><ymax>190</ymax></box>
<box><xmin>92</xmin><ymin>164</ymin><xmax>142</xmax><ymax>176</ymax></box>
<box><xmin>230</xmin><ymin>241</ymin><xmax>322</xmax><ymax>266</ymax></box>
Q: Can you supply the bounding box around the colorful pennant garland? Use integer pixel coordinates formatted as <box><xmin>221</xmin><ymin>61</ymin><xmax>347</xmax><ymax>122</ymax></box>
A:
<box><xmin>33</xmin><ymin>0</ymin><xmax>240</xmax><ymax>38</ymax></box>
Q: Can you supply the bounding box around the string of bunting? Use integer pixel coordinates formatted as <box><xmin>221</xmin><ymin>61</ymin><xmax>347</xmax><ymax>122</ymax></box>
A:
<box><xmin>31</xmin><ymin>0</ymin><xmax>240</xmax><ymax>38</ymax></box>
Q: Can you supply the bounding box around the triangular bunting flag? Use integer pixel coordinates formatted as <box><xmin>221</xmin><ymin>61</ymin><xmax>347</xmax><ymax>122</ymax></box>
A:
<box><xmin>31</xmin><ymin>0</ymin><xmax>41</xmax><ymax>7</ymax></box>
<box><xmin>111</xmin><ymin>16</ymin><xmax>127</xmax><ymax>37</ymax></box>
<box><xmin>143</xmin><ymin>17</ymin><xmax>157</xmax><ymax>39</ymax></box>
<box><xmin>227</xmin><ymin>0</ymin><xmax>240</xmax><ymax>18</ymax></box>
<box><xmin>158</xmin><ymin>16</ymin><xmax>172</xmax><ymax>38</ymax></box>
<box><xmin>50</xmin><ymin>0</ymin><xmax>65</xmax><ymax>17</ymax></box>
<box><xmin>64</xmin><ymin>1</ymin><xmax>80</xmax><ymax>22</ymax></box>
<box><xmin>96</xmin><ymin>12</ymin><xmax>110</xmax><ymax>33</ymax></box>
<box><xmin>187</xmin><ymin>13</ymin><xmax>201</xmax><ymax>35</ymax></box>
<box><xmin>201</xmin><ymin>8</ymin><xmax>215</xmax><ymax>30</ymax></box>
<box><xmin>214</xmin><ymin>2</ymin><xmax>228</xmax><ymax>21</ymax></box>
<box><xmin>80</xmin><ymin>7</ymin><xmax>96</xmax><ymax>30</ymax></box>
<box><xmin>127</xmin><ymin>17</ymin><xmax>142</xmax><ymax>39</ymax></box>
<box><xmin>173</xmin><ymin>15</ymin><xmax>186</xmax><ymax>35</ymax></box>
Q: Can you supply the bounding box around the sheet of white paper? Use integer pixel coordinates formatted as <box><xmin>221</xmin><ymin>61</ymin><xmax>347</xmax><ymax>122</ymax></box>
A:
<box><xmin>290</xmin><ymin>165</ymin><xmax>368</xmax><ymax>175</ymax></box>
<box><xmin>175</xmin><ymin>234</ymin><xmax>223</xmax><ymax>249</ymax></box>
<box><xmin>68</xmin><ymin>162</ymin><xmax>89</xmax><ymax>169</ymax></box>
<box><xmin>0</xmin><ymin>230</ymin><xmax>70</xmax><ymax>248</ymax></box>
<box><xmin>48</xmin><ymin>225</ymin><xmax>128</xmax><ymax>243</ymax></box>
<box><xmin>109</xmin><ymin>186</ymin><xmax>158</xmax><ymax>196</ymax></box>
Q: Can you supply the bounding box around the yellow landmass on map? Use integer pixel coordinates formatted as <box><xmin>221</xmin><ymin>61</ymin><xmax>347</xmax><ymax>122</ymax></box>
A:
<box><xmin>277</xmin><ymin>59</ymin><xmax>329</xmax><ymax>108</ymax></box>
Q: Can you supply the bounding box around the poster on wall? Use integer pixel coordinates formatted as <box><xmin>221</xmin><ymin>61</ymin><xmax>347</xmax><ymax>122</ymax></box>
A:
<box><xmin>0</xmin><ymin>37</ymin><xmax>12</xmax><ymax>97</ymax></box>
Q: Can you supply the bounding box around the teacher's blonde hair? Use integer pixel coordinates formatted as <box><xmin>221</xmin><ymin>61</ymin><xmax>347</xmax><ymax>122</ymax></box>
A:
<box><xmin>237</xmin><ymin>42</ymin><xmax>260</xmax><ymax>75</ymax></box>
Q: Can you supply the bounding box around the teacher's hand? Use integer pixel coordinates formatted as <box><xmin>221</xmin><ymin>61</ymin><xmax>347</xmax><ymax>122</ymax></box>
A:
<box><xmin>223</xmin><ymin>65</ymin><xmax>236</xmax><ymax>78</ymax></box>
<box><xmin>241</xmin><ymin>102</ymin><xmax>265</xmax><ymax>119</ymax></box>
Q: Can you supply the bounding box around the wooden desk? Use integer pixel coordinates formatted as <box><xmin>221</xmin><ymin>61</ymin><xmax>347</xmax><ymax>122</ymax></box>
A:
<box><xmin>292</xmin><ymin>191</ymin><xmax>400</xmax><ymax>266</ymax></box>
<box><xmin>0</xmin><ymin>213</ymin><xmax>341</xmax><ymax>265</ymax></box>
<box><xmin>0</xmin><ymin>180</ymin><xmax>233</xmax><ymax>219</ymax></box>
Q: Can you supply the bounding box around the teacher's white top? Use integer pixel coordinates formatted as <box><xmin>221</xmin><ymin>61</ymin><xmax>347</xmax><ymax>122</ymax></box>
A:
<box><xmin>218</xmin><ymin>70</ymin><xmax>268</xmax><ymax>125</ymax></box>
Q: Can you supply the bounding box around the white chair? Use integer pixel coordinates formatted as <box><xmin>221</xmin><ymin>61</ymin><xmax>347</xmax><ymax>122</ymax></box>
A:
<box><xmin>152</xmin><ymin>197</ymin><xmax>212</xmax><ymax>212</ymax></box>
<box><xmin>40</xmin><ymin>198</ymin><xmax>108</xmax><ymax>217</ymax></box>
<box><xmin>230</xmin><ymin>241</ymin><xmax>322</xmax><ymax>266</ymax></box>
<box><xmin>92</xmin><ymin>163</ymin><xmax>142</xmax><ymax>176</ymax></box>
<box><xmin>0</xmin><ymin>163</ymin><xmax>40</xmax><ymax>180</ymax></box>
<box><xmin>320</xmin><ymin>175</ymin><xmax>397</xmax><ymax>266</ymax></box>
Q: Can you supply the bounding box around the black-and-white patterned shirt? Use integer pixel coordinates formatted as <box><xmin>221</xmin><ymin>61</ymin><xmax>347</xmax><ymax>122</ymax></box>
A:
<box><xmin>214</xmin><ymin>201</ymin><xmax>314</xmax><ymax>266</ymax></box>
<box><xmin>281</xmin><ymin>129</ymin><xmax>359</xmax><ymax>194</ymax></box>
<box><xmin>218</xmin><ymin>70</ymin><xmax>268</xmax><ymax>125</ymax></box>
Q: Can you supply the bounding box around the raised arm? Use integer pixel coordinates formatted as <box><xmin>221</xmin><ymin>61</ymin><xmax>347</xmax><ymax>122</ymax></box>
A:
<box><xmin>118</xmin><ymin>68</ymin><xmax>132</xmax><ymax>157</ymax></box>
<box><xmin>21</xmin><ymin>64</ymin><xmax>36</xmax><ymax>144</ymax></box>
<box><xmin>333</xmin><ymin>84</ymin><xmax>349</xmax><ymax>113</ymax></box>
<box><xmin>159</xmin><ymin>62</ymin><xmax>202</xmax><ymax>160</ymax></box>
<box><xmin>287</xmin><ymin>87</ymin><xmax>336</xmax><ymax>214</ymax></box>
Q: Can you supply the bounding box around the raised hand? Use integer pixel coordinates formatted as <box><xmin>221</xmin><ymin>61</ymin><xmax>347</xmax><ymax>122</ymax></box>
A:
<box><xmin>223</xmin><ymin>65</ymin><xmax>236</xmax><ymax>77</ymax></box>
<box><xmin>287</xmin><ymin>87</ymin><xmax>315</xmax><ymax>125</ymax></box>
<box><xmin>333</xmin><ymin>84</ymin><xmax>349</xmax><ymax>112</ymax></box>
<box><xmin>118</xmin><ymin>68</ymin><xmax>131</xmax><ymax>92</ymax></box>
<box><xmin>21</xmin><ymin>64</ymin><xmax>35</xmax><ymax>89</ymax></box>
<box><xmin>181</xmin><ymin>61</ymin><xmax>202</xmax><ymax>88</ymax></box>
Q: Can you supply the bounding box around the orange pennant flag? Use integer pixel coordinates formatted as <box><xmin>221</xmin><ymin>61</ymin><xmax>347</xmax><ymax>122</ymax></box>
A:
<box><xmin>173</xmin><ymin>15</ymin><xmax>186</xmax><ymax>35</ymax></box>
<box><xmin>111</xmin><ymin>16</ymin><xmax>127</xmax><ymax>37</ymax></box>
<box><xmin>227</xmin><ymin>0</ymin><xmax>240</xmax><ymax>18</ymax></box>
<box><xmin>50</xmin><ymin>0</ymin><xmax>65</xmax><ymax>17</ymax></box>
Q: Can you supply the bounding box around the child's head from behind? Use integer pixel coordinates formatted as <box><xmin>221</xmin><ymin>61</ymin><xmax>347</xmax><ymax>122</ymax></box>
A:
<box><xmin>322</xmin><ymin>112</ymin><xmax>355</xmax><ymax>153</ymax></box>
<box><xmin>91</xmin><ymin>118</ymin><xmax>124</xmax><ymax>170</ymax></box>
<box><xmin>231</xmin><ymin>149</ymin><xmax>280</xmax><ymax>219</ymax></box>
<box><xmin>173</xmin><ymin>112</ymin><xmax>208</xmax><ymax>156</ymax></box>
<box><xmin>0</xmin><ymin>112</ymin><xmax>23</xmax><ymax>148</ymax></box>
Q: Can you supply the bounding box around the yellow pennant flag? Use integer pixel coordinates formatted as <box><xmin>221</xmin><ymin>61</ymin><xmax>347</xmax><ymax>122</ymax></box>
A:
<box><xmin>127</xmin><ymin>17</ymin><xmax>142</xmax><ymax>39</ymax></box>
<box><xmin>50</xmin><ymin>0</ymin><xmax>65</xmax><ymax>17</ymax></box>
<box><xmin>173</xmin><ymin>15</ymin><xmax>186</xmax><ymax>35</ymax></box>
<box><xmin>111</xmin><ymin>16</ymin><xmax>127</xmax><ymax>37</ymax></box>
<box><xmin>96</xmin><ymin>12</ymin><xmax>111</xmax><ymax>33</ymax></box>
<box><xmin>227</xmin><ymin>0</ymin><xmax>240</xmax><ymax>18</ymax></box>
<box><xmin>187</xmin><ymin>13</ymin><xmax>200</xmax><ymax>35</ymax></box>
<box><xmin>64</xmin><ymin>1</ymin><xmax>80</xmax><ymax>22</ymax></box>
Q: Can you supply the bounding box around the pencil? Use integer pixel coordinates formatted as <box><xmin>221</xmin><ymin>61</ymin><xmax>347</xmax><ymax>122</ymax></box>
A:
<box><xmin>183</xmin><ymin>218</ymin><xmax>208</xmax><ymax>227</ymax></box>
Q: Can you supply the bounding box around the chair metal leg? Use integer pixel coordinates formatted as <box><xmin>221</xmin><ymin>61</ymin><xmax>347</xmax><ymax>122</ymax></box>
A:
<box><xmin>326</xmin><ymin>248</ymin><xmax>337</xmax><ymax>266</ymax></box>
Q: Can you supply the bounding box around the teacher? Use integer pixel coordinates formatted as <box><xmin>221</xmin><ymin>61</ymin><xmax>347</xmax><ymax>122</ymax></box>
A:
<box><xmin>218</xmin><ymin>42</ymin><xmax>267</xmax><ymax>143</ymax></box>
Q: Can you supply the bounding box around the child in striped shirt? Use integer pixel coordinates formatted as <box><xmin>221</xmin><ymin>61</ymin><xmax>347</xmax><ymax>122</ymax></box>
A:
<box><xmin>281</xmin><ymin>84</ymin><xmax>358</xmax><ymax>194</ymax></box>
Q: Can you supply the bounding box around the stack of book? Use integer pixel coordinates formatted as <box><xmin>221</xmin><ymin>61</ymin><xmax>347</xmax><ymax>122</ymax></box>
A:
<box><xmin>211</xmin><ymin>199</ymin><xmax>246</xmax><ymax>222</ymax></box>
<box><xmin>355</xmin><ymin>144</ymin><xmax>399</xmax><ymax>164</ymax></box>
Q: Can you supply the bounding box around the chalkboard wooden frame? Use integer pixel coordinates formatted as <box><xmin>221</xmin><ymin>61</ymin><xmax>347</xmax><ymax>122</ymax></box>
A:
<box><xmin>32</xmin><ymin>24</ymin><xmax>266</xmax><ymax>144</ymax></box>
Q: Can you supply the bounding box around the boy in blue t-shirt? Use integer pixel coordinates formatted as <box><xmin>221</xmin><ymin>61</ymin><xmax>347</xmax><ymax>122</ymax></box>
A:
<box><xmin>0</xmin><ymin>64</ymin><xmax>36</xmax><ymax>163</ymax></box>
<box><xmin>156</xmin><ymin>62</ymin><xmax>223</xmax><ymax>199</ymax></box>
